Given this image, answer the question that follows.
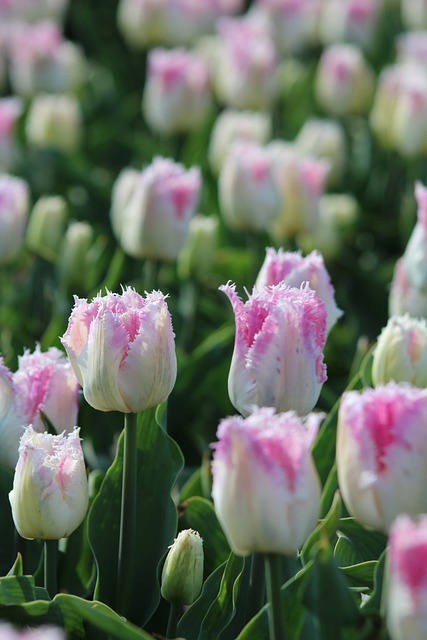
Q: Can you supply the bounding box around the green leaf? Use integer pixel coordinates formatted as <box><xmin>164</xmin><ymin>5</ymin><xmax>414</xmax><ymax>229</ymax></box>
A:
<box><xmin>88</xmin><ymin>406</ymin><xmax>184</xmax><ymax>626</ymax></box>
<box><xmin>340</xmin><ymin>561</ymin><xmax>377</xmax><ymax>590</ymax></box>
<box><xmin>7</xmin><ymin>554</ymin><xmax>23</xmax><ymax>577</ymax></box>
<box><xmin>302</xmin><ymin>491</ymin><xmax>342</xmax><ymax>563</ymax></box>
<box><xmin>360</xmin><ymin>550</ymin><xmax>387</xmax><ymax>615</ymax></box>
<box><xmin>179</xmin><ymin>467</ymin><xmax>204</xmax><ymax>502</ymax></box>
<box><xmin>320</xmin><ymin>464</ymin><xmax>339</xmax><ymax>518</ymax></box>
<box><xmin>336</xmin><ymin>519</ymin><xmax>387</xmax><ymax>565</ymax></box>
<box><xmin>179</xmin><ymin>496</ymin><xmax>230</xmax><ymax>577</ymax></box>
<box><xmin>58</xmin><ymin>514</ymin><xmax>95</xmax><ymax>597</ymax></box>
<box><xmin>0</xmin><ymin>575</ymin><xmax>38</xmax><ymax>604</ymax></box>
<box><xmin>0</xmin><ymin>466</ymin><xmax>15</xmax><ymax>576</ymax></box>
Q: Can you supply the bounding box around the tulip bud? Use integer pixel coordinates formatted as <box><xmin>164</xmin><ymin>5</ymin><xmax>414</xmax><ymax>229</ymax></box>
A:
<box><xmin>177</xmin><ymin>214</ymin><xmax>218</xmax><ymax>281</ymax></box>
<box><xmin>389</xmin><ymin>258</ymin><xmax>427</xmax><ymax>319</ymax></box>
<box><xmin>142</xmin><ymin>48</ymin><xmax>211</xmax><ymax>135</ymax></box>
<box><xmin>219</xmin><ymin>141</ymin><xmax>281</xmax><ymax>232</ymax></box>
<box><xmin>117</xmin><ymin>0</ymin><xmax>168</xmax><ymax>49</ymax></box>
<box><xmin>396</xmin><ymin>31</ymin><xmax>427</xmax><ymax>75</ymax></box>
<box><xmin>336</xmin><ymin>383</ymin><xmax>427</xmax><ymax>533</ymax></box>
<box><xmin>57</xmin><ymin>221</ymin><xmax>95</xmax><ymax>293</ymax></box>
<box><xmin>254</xmin><ymin>0</ymin><xmax>318</xmax><ymax>55</ymax></box>
<box><xmin>26</xmin><ymin>94</ymin><xmax>82</xmax><ymax>153</ymax></box>
<box><xmin>161</xmin><ymin>529</ymin><xmax>204</xmax><ymax>605</ymax></box>
<box><xmin>402</xmin><ymin>182</ymin><xmax>427</xmax><ymax>291</ymax></box>
<box><xmin>9</xmin><ymin>426</ymin><xmax>88</xmax><ymax>540</ymax></box>
<box><xmin>0</xmin><ymin>96</ymin><xmax>23</xmax><ymax>172</ymax></box>
<box><xmin>208</xmin><ymin>109</ymin><xmax>272</xmax><ymax>175</ymax></box>
<box><xmin>372</xmin><ymin>315</ymin><xmax>427</xmax><ymax>387</ymax></box>
<box><xmin>318</xmin><ymin>0</ymin><xmax>381</xmax><ymax>51</ymax></box>
<box><xmin>387</xmin><ymin>514</ymin><xmax>427</xmax><ymax>640</ymax></box>
<box><xmin>61</xmin><ymin>287</ymin><xmax>177</xmax><ymax>413</ymax></box>
<box><xmin>26</xmin><ymin>195</ymin><xmax>68</xmax><ymax>261</ymax></box>
<box><xmin>295</xmin><ymin>118</ymin><xmax>347</xmax><ymax>187</ymax></box>
<box><xmin>0</xmin><ymin>174</ymin><xmax>29</xmax><ymax>266</ymax></box>
<box><xmin>220</xmin><ymin>282</ymin><xmax>327</xmax><ymax>417</ymax></box>
<box><xmin>212</xmin><ymin>407</ymin><xmax>322</xmax><ymax>555</ymax></box>
<box><xmin>315</xmin><ymin>44</ymin><xmax>374</xmax><ymax>117</ymax></box>
<box><xmin>111</xmin><ymin>157</ymin><xmax>201</xmax><ymax>262</ymax></box>
<box><xmin>255</xmin><ymin>248</ymin><xmax>342</xmax><ymax>334</ymax></box>
<box><xmin>214</xmin><ymin>17</ymin><xmax>277</xmax><ymax>110</ymax></box>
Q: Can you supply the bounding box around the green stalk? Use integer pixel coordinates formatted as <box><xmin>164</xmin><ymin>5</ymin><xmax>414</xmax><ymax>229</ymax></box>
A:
<box><xmin>117</xmin><ymin>411</ymin><xmax>138</xmax><ymax>617</ymax></box>
<box><xmin>245</xmin><ymin>553</ymin><xmax>266</xmax><ymax>623</ymax></box>
<box><xmin>44</xmin><ymin>539</ymin><xmax>58</xmax><ymax>598</ymax></box>
<box><xmin>166</xmin><ymin>602</ymin><xmax>180</xmax><ymax>639</ymax></box>
<box><xmin>265</xmin><ymin>554</ymin><xmax>286</xmax><ymax>640</ymax></box>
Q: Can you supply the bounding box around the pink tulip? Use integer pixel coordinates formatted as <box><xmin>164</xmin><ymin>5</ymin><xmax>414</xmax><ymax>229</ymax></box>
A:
<box><xmin>220</xmin><ymin>282</ymin><xmax>327</xmax><ymax>416</ymax></box>
<box><xmin>402</xmin><ymin>182</ymin><xmax>427</xmax><ymax>291</ymax></box>
<box><xmin>0</xmin><ymin>173</ymin><xmax>29</xmax><ymax>265</ymax></box>
<box><xmin>255</xmin><ymin>248</ymin><xmax>342</xmax><ymax>333</ymax></box>
<box><xmin>387</xmin><ymin>515</ymin><xmax>427</xmax><ymax>640</ymax></box>
<box><xmin>389</xmin><ymin>258</ymin><xmax>427</xmax><ymax>319</ymax></box>
<box><xmin>61</xmin><ymin>287</ymin><xmax>177</xmax><ymax>413</ymax></box>
<box><xmin>0</xmin><ymin>623</ymin><xmax>65</xmax><ymax>640</ymax></box>
<box><xmin>212</xmin><ymin>407</ymin><xmax>322</xmax><ymax>555</ymax></box>
<box><xmin>0</xmin><ymin>97</ymin><xmax>22</xmax><ymax>171</ymax></box>
<box><xmin>337</xmin><ymin>383</ymin><xmax>427</xmax><ymax>533</ymax></box>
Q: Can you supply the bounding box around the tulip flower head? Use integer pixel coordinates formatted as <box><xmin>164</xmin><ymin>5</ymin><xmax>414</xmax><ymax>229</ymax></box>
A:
<box><xmin>255</xmin><ymin>248</ymin><xmax>342</xmax><ymax>334</ymax></box>
<box><xmin>220</xmin><ymin>282</ymin><xmax>327</xmax><ymax>416</ymax></box>
<box><xmin>387</xmin><ymin>514</ymin><xmax>427</xmax><ymax>640</ymax></box>
<box><xmin>0</xmin><ymin>623</ymin><xmax>65</xmax><ymax>640</ymax></box>
<box><xmin>389</xmin><ymin>257</ymin><xmax>427</xmax><ymax>319</ymax></box>
<box><xmin>9</xmin><ymin>426</ymin><xmax>88</xmax><ymax>540</ymax></box>
<box><xmin>161</xmin><ymin>529</ymin><xmax>204</xmax><ymax>605</ymax></box>
<box><xmin>402</xmin><ymin>182</ymin><xmax>427</xmax><ymax>291</ymax></box>
<box><xmin>61</xmin><ymin>287</ymin><xmax>177</xmax><ymax>413</ymax></box>
<box><xmin>0</xmin><ymin>173</ymin><xmax>29</xmax><ymax>265</ymax></box>
<box><xmin>211</xmin><ymin>407</ymin><xmax>322</xmax><ymax>555</ymax></box>
<box><xmin>337</xmin><ymin>383</ymin><xmax>427</xmax><ymax>533</ymax></box>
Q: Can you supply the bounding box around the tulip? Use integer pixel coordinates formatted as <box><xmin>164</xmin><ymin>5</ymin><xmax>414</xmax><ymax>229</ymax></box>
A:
<box><xmin>0</xmin><ymin>174</ymin><xmax>29</xmax><ymax>265</ymax></box>
<box><xmin>110</xmin><ymin>157</ymin><xmax>201</xmax><ymax>261</ymax></box>
<box><xmin>396</xmin><ymin>31</ymin><xmax>427</xmax><ymax>75</ymax></box>
<box><xmin>315</xmin><ymin>44</ymin><xmax>375</xmax><ymax>117</ymax></box>
<box><xmin>372</xmin><ymin>315</ymin><xmax>427</xmax><ymax>387</ymax></box>
<box><xmin>0</xmin><ymin>346</ymin><xmax>80</xmax><ymax>470</ymax></box>
<box><xmin>220</xmin><ymin>282</ymin><xmax>327</xmax><ymax>417</ymax></box>
<box><xmin>389</xmin><ymin>257</ymin><xmax>427</xmax><ymax>320</ymax></box>
<box><xmin>57</xmin><ymin>221</ymin><xmax>96</xmax><ymax>293</ymax></box>
<box><xmin>161</xmin><ymin>529</ymin><xmax>204</xmax><ymax>605</ymax></box>
<box><xmin>9</xmin><ymin>426</ymin><xmax>88</xmax><ymax>540</ymax></box>
<box><xmin>218</xmin><ymin>141</ymin><xmax>281</xmax><ymax>232</ymax></box>
<box><xmin>26</xmin><ymin>195</ymin><xmax>68</xmax><ymax>261</ymax></box>
<box><xmin>211</xmin><ymin>407</ymin><xmax>322</xmax><ymax>555</ymax></box>
<box><xmin>26</xmin><ymin>94</ymin><xmax>82</xmax><ymax>153</ymax></box>
<box><xmin>142</xmin><ymin>48</ymin><xmax>211</xmax><ymax>135</ymax></box>
<box><xmin>208</xmin><ymin>109</ymin><xmax>272</xmax><ymax>175</ymax></box>
<box><xmin>318</xmin><ymin>0</ymin><xmax>381</xmax><ymax>51</ymax></box>
<box><xmin>401</xmin><ymin>0</ymin><xmax>427</xmax><ymax>30</ymax></box>
<box><xmin>387</xmin><ymin>514</ymin><xmax>427</xmax><ymax>640</ymax></box>
<box><xmin>0</xmin><ymin>96</ymin><xmax>23</xmax><ymax>172</ymax></box>
<box><xmin>336</xmin><ymin>383</ymin><xmax>427</xmax><ymax>533</ymax></box>
<box><xmin>254</xmin><ymin>0</ymin><xmax>318</xmax><ymax>56</ymax></box>
<box><xmin>61</xmin><ymin>287</ymin><xmax>177</xmax><ymax>413</ymax></box>
<box><xmin>0</xmin><ymin>623</ymin><xmax>65</xmax><ymax>640</ymax></box>
<box><xmin>177</xmin><ymin>214</ymin><xmax>218</xmax><ymax>281</ymax></box>
<box><xmin>402</xmin><ymin>182</ymin><xmax>427</xmax><ymax>292</ymax></box>
<box><xmin>295</xmin><ymin>118</ymin><xmax>347</xmax><ymax>187</ymax></box>
<box><xmin>255</xmin><ymin>248</ymin><xmax>342</xmax><ymax>334</ymax></box>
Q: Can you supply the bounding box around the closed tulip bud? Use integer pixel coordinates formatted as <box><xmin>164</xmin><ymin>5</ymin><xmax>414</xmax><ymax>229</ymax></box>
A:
<box><xmin>336</xmin><ymin>383</ymin><xmax>427</xmax><ymax>533</ymax></box>
<box><xmin>177</xmin><ymin>214</ymin><xmax>218</xmax><ymax>281</ymax></box>
<box><xmin>117</xmin><ymin>0</ymin><xmax>168</xmax><ymax>49</ymax></box>
<box><xmin>389</xmin><ymin>258</ymin><xmax>427</xmax><ymax>319</ymax></box>
<box><xmin>402</xmin><ymin>182</ymin><xmax>427</xmax><ymax>291</ymax></box>
<box><xmin>214</xmin><ymin>17</ymin><xmax>277</xmax><ymax>110</ymax></box>
<box><xmin>61</xmin><ymin>287</ymin><xmax>177</xmax><ymax>413</ymax></box>
<box><xmin>9</xmin><ymin>426</ymin><xmax>88</xmax><ymax>540</ymax></box>
<box><xmin>143</xmin><ymin>48</ymin><xmax>211</xmax><ymax>135</ymax></box>
<box><xmin>212</xmin><ymin>407</ymin><xmax>322</xmax><ymax>555</ymax></box>
<box><xmin>26</xmin><ymin>94</ymin><xmax>82</xmax><ymax>153</ymax></box>
<box><xmin>295</xmin><ymin>118</ymin><xmax>347</xmax><ymax>187</ymax></box>
<box><xmin>220</xmin><ymin>282</ymin><xmax>327</xmax><ymax>417</ymax></box>
<box><xmin>161</xmin><ymin>529</ymin><xmax>204</xmax><ymax>605</ymax></box>
<box><xmin>315</xmin><ymin>44</ymin><xmax>374</xmax><ymax>117</ymax></box>
<box><xmin>0</xmin><ymin>174</ymin><xmax>29</xmax><ymax>266</ymax></box>
<box><xmin>111</xmin><ymin>157</ymin><xmax>201</xmax><ymax>262</ymax></box>
<box><xmin>57</xmin><ymin>221</ymin><xmax>95</xmax><ymax>293</ymax></box>
<box><xmin>318</xmin><ymin>0</ymin><xmax>381</xmax><ymax>51</ymax></box>
<box><xmin>387</xmin><ymin>515</ymin><xmax>427</xmax><ymax>640</ymax></box>
<box><xmin>26</xmin><ymin>195</ymin><xmax>68</xmax><ymax>261</ymax></box>
<box><xmin>0</xmin><ymin>97</ymin><xmax>23</xmax><ymax>172</ymax></box>
<box><xmin>255</xmin><ymin>248</ymin><xmax>342</xmax><ymax>334</ymax></box>
<box><xmin>208</xmin><ymin>109</ymin><xmax>272</xmax><ymax>175</ymax></box>
<box><xmin>372</xmin><ymin>315</ymin><xmax>427</xmax><ymax>387</ymax></box>
<box><xmin>219</xmin><ymin>141</ymin><xmax>281</xmax><ymax>232</ymax></box>
<box><xmin>254</xmin><ymin>0</ymin><xmax>319</xmax><ymax>55</ymax></box>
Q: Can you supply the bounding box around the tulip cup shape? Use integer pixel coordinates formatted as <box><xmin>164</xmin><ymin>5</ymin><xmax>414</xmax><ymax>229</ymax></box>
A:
<box><xmin>161</xmin><ymin>529</ymin><xmax>204</xmax><ymax>606</ymax></box>
<box><xmin>220</xmin><ymin>282</ymin><xmax>327</xmax><ymax>417</ymax></box>
<box><xmin>387</xmin><ymin>515</ymin><xmax>427</xmax><ymax>640</ymax></box>
<box><xmin>9</xmin><ymin>426</ymin><xmax>88</xmax><ymax>540</ymax></box>
<box><xmin>336</xmin><ymin>383</ymin><xmax>427</xmax><ymax>533</ymax></box>
<box><xmin>61</xmin><ymin>287</ymin><xmax>177</xmax><ymax>413</ymax></box>
<box><xmin>211</xmin><ymin>407</ymin><xmax>323</xmax><ymax>555</ymax></box>
<box><xmin>402</xmin><ymin>182</ymin><xmax>427</xmax><ymax>291</ymax></box>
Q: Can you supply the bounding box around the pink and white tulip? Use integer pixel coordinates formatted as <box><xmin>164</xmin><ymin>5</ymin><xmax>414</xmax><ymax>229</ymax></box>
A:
<box><xmin>111</xmin><ymin>157</ymin><xmax>201</xmax><ymax>261</ymax></box>
<box><xmin>0</xmin><ymin>174</ymin><xmax>29</xmax><ymax>265</ymax></box>
<box><xmin>254</xmin><ymin>0</ymin><xmax>318</xmax><ymax>55</ymax></box>
<box><xmin>0</xmin><ymin>623</ymin><xmax>65</xmax><ymax>640</ymax></box>
<box><xmin>26</xmin><ymin>94</ymin><xmax>82</xmax><ymax>153</ymax></box>
<box><xmin>389</xmin><ymin>258</ymin><xmax>427</xmax><ymax>320</ymax></box>
<box><xmin>220</xmin><ymin>282</ymin><xmax>327</xmax><ymax>417</ymax></box>
<box><xmin>219</xmin><ymin>141</ymin><xmax>281</xmax><ymax>232</ymax></box>
<box><xmin>318</xmin><ymin>0</ymin><xmax>381</xmax><ymax>51</ymax></box>
<box><xmin>337</xmin><ymin>383</ymin><xmax>427</xmax><ymax>533</ymax></box>
<box><xmin>9</xmin><ymin>426</ymin><xmax>88</xmax><ymax>540</ymax></box>
<box><xmin>295</xmin><ymin>118</ymin><xmax>347</xmax><ymax>187</ymax></box>
<box><xmin>402</xmin><ymin>182</ymin><xmax>427</xmax><ymax>291</ymax></box>
<box><xmin>387</xmin><ymin>514</ymin><xmax>427</xmax><ymax>640</ymax></box>
<box><xmin>212</xmin><ymin>407</ymin><xmax>322</xmax><ymax>555</ymax></box>
<box><xmin>0</xmin><ymin>97</ymin><xmax>23</xmax><ymax>172</ymax></box>
<box><xmin>255</xmin><ymin>248</ymin><xmax>342</xmax><ymax>334</ymax></box>
<box><xmin>143</xmin><ymin>48</ymin><xmax>211</xmax><ymax>135</ymax></box>
<box><xmin>61</xmin><ymin>287</ymin><xmax>177</xmax><ymax>413</ymax></box>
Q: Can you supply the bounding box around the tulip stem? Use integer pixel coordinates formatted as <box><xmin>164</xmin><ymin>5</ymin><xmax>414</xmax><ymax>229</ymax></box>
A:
<box><xmin>245</xmin><ymin>553</ymin><xmax>266</xmax><ymax>622</ymax></box>
<box><xmin>166</xmin><ymin>602</ymin><xmax>180</xmax><ymax>639</ymax></box>
<box><xmin>265</xmin><ymin>554</ymin><xmax>286</xmax><ymax>640</ymax></box>
<box><xmin>44</xmin><ymin>539</ymin><xmax>57</xmax><ymax>598</ymax></box>
<box><xmin>117</xmin><ymin>411</ymin><xmax>138</xmax><ymax>617</ymax></box>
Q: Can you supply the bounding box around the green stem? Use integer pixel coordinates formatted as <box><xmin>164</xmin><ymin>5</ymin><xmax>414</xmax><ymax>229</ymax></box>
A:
<box><xmin>117</xmin><ymin>412</ymin><xmax>138</xmax><ymax>617</ymax></box>
<box><xmin>265</xmin><ymin>554</ymin><xmax>286</xmax><ymax>640</ymax></box>
<box><xmin>143</xmin><ymin>259</ymin><xmax>159</xmax><ymax>292</ymax></box>
<box><xmin>166</xmin><ymin>602</ymin><xmax>180</xmax><ymax>639</ymax></box>
<box><xmin>44</xmin><ymin>539</ymin><xmax>58</xmax><ymax>598</ymax></box>
<box><xmin>245</xmin><ymin>553</ymin><xmax>266</xmax><ymax>623</ymax></box>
